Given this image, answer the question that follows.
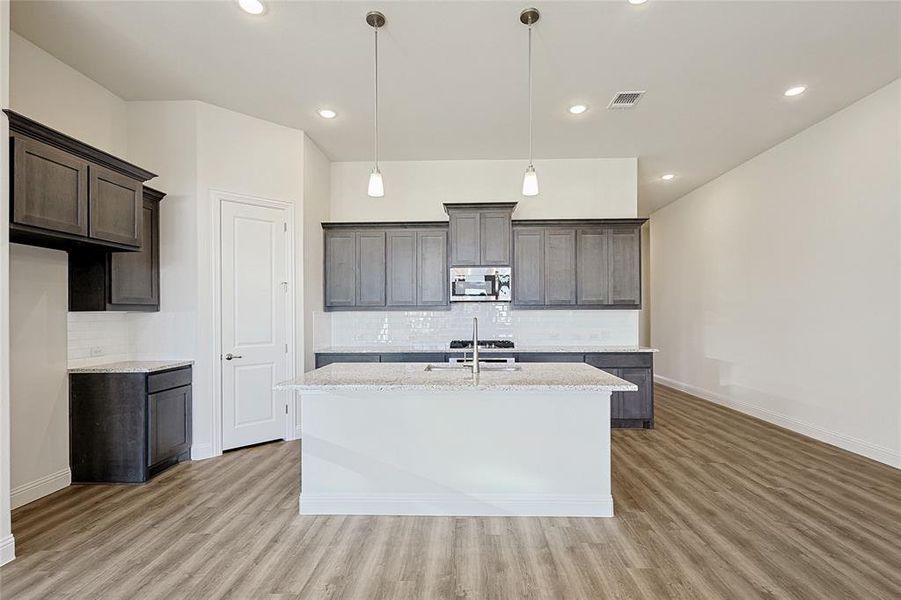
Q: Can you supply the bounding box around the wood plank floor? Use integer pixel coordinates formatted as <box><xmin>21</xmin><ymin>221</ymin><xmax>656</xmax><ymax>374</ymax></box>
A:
<box><xmin>1</xmin><ymin>384</ymin><xmax>900</xmax><ymax>599</ymax></box>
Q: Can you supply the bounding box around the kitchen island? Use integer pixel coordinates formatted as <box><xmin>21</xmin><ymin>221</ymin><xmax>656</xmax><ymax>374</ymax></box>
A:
<box><xmin>277</xmin><ymin>362</ymin><xmax>634</xmax><ymax>517</ymax></box>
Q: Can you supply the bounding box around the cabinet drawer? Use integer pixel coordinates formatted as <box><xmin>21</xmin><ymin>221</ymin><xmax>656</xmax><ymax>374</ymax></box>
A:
<box><xmin>584</xmin><ymin>353</ymin><xmax>652</xmax><ymax>369</ymax></box>
<box><xmin>446</xmin><ymin>352</ymin><xmax>517</xmax><ymax>361</ymax></box>
<box><xmin>315</xmin><ymin>353</ymin><xmax>381</xmax><ymax>368</ymax></box>
<box><xmin>147</xmin><ymin>367</ymin><xmax>193</xmax><ymax>394</ymax></box>
<box><xmin>517</xmin><ymin>353</ymin><xmax>584</xmax><ymax>362</ymax></box>
<box><xmin>380</xmin><ymin>353</ymin><xmax>447</xmax><ymax>363</ymax></box>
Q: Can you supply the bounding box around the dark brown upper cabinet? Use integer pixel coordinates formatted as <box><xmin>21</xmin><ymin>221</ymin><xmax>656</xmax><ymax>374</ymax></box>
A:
<box><xmin>5</xmin><ymin>110</ymin><xmax>155</xmax><ymax>251</ymax></box>
<box><xmin>323</xmin><ymin>222</ymin><xmax>449</xmax><ymax>311</ymax></box>
<box><xmin>69</xmin><ymin>187</ymin><xmax>165</xmax><ymax>312</ymax></box>
<box><xmin>89</xmin><ymin>164</ymin><xmax>143</xmax><ymax>247</ymax></box>
<box><xmin>12</xmin><ymin>134</ymin><xmax>89</xmax><ymax>237</ymax></box>
<box><xmin>512</xmin><ymin>219</ymin><xmax>647</xmax><ymax>310</ymax></box>
<box><xmin>444</xmin><ymin>202</ymin><xmax>516</xmax><ymax>267</ymax></box>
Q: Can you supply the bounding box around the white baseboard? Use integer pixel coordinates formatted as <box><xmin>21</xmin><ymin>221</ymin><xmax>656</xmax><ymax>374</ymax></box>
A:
<box><xmin>191</xmin><ymin>443</ymin><xmax>215</xmax><ymax>461</ymax></box>
<box><xmin>655</xmin><ymin>374</ymin><xmax>901</xmax><ymax>469</ymax></box>
<box><xmin>0</xmin><ymin>534</ymin><xmax>15</xmax><ymax>566</ymax></box>
<box><xmin>293</xmin><ymin>427</ymin><xmax>302</xmax><ymax>440</ymax></box>
<box><xmin>299</xmin><ymin>493</ymin><xmax>614</xmax><ymax>517</ymax></box>
<box><xmin>11</xmin><ymin>468</ymin><xmax>71</xmax><ymax>510</ymax></box>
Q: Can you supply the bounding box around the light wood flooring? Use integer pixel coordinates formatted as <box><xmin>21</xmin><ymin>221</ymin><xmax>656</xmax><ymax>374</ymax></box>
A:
<box><xmin>1</xmin><ymin>384</ymin><xmax>900</xmax><ymax>599</ymax></box>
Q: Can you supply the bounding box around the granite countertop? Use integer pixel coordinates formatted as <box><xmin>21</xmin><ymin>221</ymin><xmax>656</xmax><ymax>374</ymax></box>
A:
<box><xmin>316</xmin><ymin>345</ymin><xmax>658</xmax><ymax>354</ymax></box>
<box><xmin>68</xmin><ymin>360</ymin><xmax>194</xmax><ymax>374</ymax></box>
<box><xmin>276</xmin><ymin>362</ymin><xmax>637</xmax><ymax>392</ymax></box>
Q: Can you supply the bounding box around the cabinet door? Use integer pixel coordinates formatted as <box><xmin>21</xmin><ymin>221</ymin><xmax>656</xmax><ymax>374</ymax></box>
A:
<box><xmin>386</xmin><ymin>230</ymin><xmax>417</xmax><ymax>307</ymax></box>
<box><xmin>89</xmin><ymin>164</ymin><xmax>143</xmax><ymax>247</ymax></box>
<box><xmin>605</xmin><ymin>368</ymin><xmax>625</xmax><ymax>419</ymax></box>
<box><xmin>12</xmin><ymin>134</ymin><xmax>89</xmax><ymax>236</ymax></box>
<box><xmin>479</xmin><ymin>210</ymin><xmax>511</xmax><ymax>265</ymax></box>
<box><xmin>612</xmin><ymin>368</ymin><xmax>652</xmax><ymax>420</ymax></box>
<box><xmin>449</xmin><ymin>212</ymin><xmax>480</xmax><ymax>266</ymax></box>
<box><xmin>512</xmin><ymin>228</ymin><xmax>544</xmax><ymax>306</ymax></box>
<box><xmin>544</xmin><ymin>228</ymin><xmax>577</xmax><ymax>305</ymax></box>
<box><xmin>417</xmin><ymin>229</ymin><xmax>448</xmax><ymax>306</ymax></box>
<box><xmin>324</xmin><ymin>230</ymin><xmax>356</xmax><ymax>307</ymax></box>
<box><xmin>148</xmin><ymin>385</ymin><xmax>192</xmax><ymax>467</ymax></box>
<box><xmin>356</xmin><ymin>231</ymin><xmax>387</xmax><ymax>307</ymax></box>
<box><xmin>109</xmin><ymin>200</ymin><xmax>159</xmax><ymax>308</ymax></box>
<box><xmin>607</xmin><ymin>227</ymin><xmax>640</xmax><ymax>307</ymax></box>
<box><xmin>577</xmin><ymin>228</ymin><xmax>608</xmax><ymax>306</ymax></box>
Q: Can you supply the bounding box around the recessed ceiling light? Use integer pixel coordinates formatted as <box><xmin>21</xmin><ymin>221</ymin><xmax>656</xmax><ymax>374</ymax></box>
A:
<box><xmin>568</xmin><ymin>104</ymin><xmax>588</xmax><ymax>115</ymax></box>
<box><xmin>318</xmin><ymin>109</ymin><xmax>337</xmax><ymax>119</ymax></box>
<box><xmin>661</xmin><ymin>173</ymin><xmax>675</xmax><ymax>181</ymax></box>
<box><xmin>628</xmin><ymin>0</ymin><xmax>648</xmax><ymax>4</ymax></box>
<box><xmin>784</xmin><ymin>85</ymin><xmax>806</xmax><ymax>97</ymax></box>
<box><xmin>237</xmin><ymin>0</ymin><xmax>266</xmax><ymax>15</ymax></box>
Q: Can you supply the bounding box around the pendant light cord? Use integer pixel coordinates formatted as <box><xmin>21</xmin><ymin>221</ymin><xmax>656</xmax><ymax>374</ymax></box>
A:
<box><xmin>527</xmin><ymin>24</ymin><xmax>533</xmax><ymax>168</ymax></box>
<box><xmin>374</xmin><ymin>25</ymin><xmax>379</xmax><ymax>170</ymax></box>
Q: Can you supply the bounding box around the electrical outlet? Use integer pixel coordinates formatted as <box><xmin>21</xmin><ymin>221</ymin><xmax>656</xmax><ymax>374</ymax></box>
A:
<box><xmin>90</xmin><ymin>346</ymin><xmax>104</xmax><ymax>357</ymax></box>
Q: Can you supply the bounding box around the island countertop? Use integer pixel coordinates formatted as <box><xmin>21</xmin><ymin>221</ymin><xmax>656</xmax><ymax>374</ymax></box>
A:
<box><xmin>277</xmin><ymin>362</ymin><xmax>637</xmax><ymax>392</ymax></box>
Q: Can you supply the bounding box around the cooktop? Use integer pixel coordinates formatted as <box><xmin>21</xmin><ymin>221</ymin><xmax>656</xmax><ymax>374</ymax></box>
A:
<box><xmin>449</xmin><ymin>340</ymin><xmax>515</xmax><ymax>349</ymax></box>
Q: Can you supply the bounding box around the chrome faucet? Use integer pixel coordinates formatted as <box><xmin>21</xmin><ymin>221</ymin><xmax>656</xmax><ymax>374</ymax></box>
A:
<box><xmin>471</xmin><ymin>317</ymin><xmax>480</xmax><ymax>374</ymax></box>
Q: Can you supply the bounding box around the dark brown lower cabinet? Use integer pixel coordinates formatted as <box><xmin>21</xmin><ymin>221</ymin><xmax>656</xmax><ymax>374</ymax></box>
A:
<box><xmin>606</xmin><ymin>368</ymin><xmax>654</xmax><ymax>427</ymax></box>
<box><xmin>584</xmin><ymin>353</ymin><xmax>654</xmax><ymax>428</ymax></box>
<box><xmin>69</xmin><ymin>366</ymin><xmax>192</xmax><ymax>483</ymax></box>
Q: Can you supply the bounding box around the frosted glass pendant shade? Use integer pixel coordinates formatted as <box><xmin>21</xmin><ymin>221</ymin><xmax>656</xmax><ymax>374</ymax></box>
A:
<box><xmin>521</xmin><ymin>165</ymin><xmax>539</xmax><ymax>196</ymax></box>
<box><xmin>368</xmin><ymin>168</ymin><xmax>384</xmax><ymax>197</ymax></box>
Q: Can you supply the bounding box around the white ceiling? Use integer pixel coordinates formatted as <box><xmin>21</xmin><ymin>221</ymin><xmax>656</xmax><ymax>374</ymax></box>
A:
<box><xmin>10</xmin><ymin>1</ymin><xmax>900</xmax><ymax>215</ymax></box>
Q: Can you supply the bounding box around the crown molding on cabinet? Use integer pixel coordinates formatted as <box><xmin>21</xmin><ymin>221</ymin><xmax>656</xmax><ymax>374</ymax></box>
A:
<box><xmin>4</xmin><ymin>109</ymin><xmax>157</xmax><ymax>182</ymax></box>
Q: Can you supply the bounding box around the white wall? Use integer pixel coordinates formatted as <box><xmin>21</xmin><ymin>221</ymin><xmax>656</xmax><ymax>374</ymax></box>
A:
<box><xmin>639</xmin><ymin>222</ymin><xmax>651</xmax><ymax>347</ymax></box>
<box><xmin>0</xmin><ymin>0</ymin><xmax>15</xmax><ymax>567</ymax></box>
<box><xmin>125</xmin><ymin>100</ymin><xmax>200</xmax><ymax>371</ymax></box>
<box><xmin>192</xmin><ymin>102</ymin><xmax>305</xmax><ymax>457</ymax></box>
<box><xmin>127</xmin><ymin>101</ymin><xmax>308</xmax><ymax>459</ymax></box>
<box><xmin>125</xmin><ymin>100</ymin><xmax>204</xmax><ymax>453</ymax></box>
<box><xmin>9</xmin><ymin>32</ymin><xmax>126</xmax><ymax>156</ymax></box>
<box><xmin>11</xmin><ymin>32</ymin><xmax>134</xmax><ymax>371</ymax></box>
<box><xmin>5</xmin><ymin>32</ymin><xmax>134</xmax><ymax>514</ymax></box>
<box><xmin>9</xmin><ymin>245</ymin><xmax>69</xmax><ymax>508</ymax></box>
<box><xmin>651</xmin><ymin>80</ymin><xmax>901</xmax><ymax>468</ymax></box>
<box><xmin>302</xmin><ymin>136</ymin><xmax>331</xmax><ymax>371</ymax></box>
<box><xmin>330</xmin><ymin>158</ymin><xmax>637</xmax><ymax>221</ymax></box>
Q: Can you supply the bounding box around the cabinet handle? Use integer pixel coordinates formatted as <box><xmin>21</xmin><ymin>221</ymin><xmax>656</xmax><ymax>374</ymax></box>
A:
<box><xmin>224</xmin><ymin>353</ymin><xmax>243</xmax><ymax>361</ymax></box>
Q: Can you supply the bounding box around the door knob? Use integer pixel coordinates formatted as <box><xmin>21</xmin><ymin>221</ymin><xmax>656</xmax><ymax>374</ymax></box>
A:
<box><xmin>224</xmin><ymin>353</ymin><xmax>243</xmax><ymax>361</ymax></box>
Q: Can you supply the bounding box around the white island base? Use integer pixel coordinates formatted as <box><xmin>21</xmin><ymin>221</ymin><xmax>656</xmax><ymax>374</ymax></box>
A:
<box><xmin>285</xmin><ymin>363</ymin><xmax>634</xmax><ymax>518</ymax></box>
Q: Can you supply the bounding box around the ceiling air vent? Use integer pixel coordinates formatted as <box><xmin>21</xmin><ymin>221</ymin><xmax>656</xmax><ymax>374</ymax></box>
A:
<box><xmin>607</xmin><ymin>90</ymin><xmax>645</xmax><ymax>109</ymax></box>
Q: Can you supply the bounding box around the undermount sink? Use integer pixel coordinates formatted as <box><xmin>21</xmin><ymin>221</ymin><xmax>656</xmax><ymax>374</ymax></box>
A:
<box><xmin>424</xmin><ymin>364</ymin><xmax>522</xmax><ymax>372</ymax></box>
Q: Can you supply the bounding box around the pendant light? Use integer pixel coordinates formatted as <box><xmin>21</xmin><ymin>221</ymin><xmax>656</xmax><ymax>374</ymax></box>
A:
<box><xmin>366</xmin><ymin>11</ymin><xmax>386</xmax><ymax>197</ymax></box>
<box><xmin>520</xmin><ymin>7</ymin><xmax>540</xmax><ymax>197</ymax></box>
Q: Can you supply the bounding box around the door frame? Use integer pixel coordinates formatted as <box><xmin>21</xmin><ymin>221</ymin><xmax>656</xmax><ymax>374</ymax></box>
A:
<box><xmin>211</xmin><ymin>189</ymin><xmax>296</xmax><ymax>457</ymax></box>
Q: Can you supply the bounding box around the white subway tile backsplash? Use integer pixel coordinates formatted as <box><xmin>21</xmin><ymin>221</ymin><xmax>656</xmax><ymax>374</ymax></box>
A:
<box><xmin>324</xmin><ymin>304</ymin><xmax>638</xmax><ymax>348</ymax></box>
<box><xmin>67</xmin><ymin>312</ymin><xmax>132</xmax><ymax>367</ymax></box>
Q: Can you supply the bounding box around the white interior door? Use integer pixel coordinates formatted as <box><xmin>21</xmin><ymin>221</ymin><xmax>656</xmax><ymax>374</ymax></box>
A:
<box><xmin>221</xmin><ymin>199</ymin><xmax>289</xmax><ymax>450</ymax></box>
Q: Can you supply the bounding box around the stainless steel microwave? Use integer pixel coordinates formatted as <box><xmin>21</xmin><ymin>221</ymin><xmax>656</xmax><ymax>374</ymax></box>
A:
<box><xmin>449</xmin><ymin>267</ymin><xmax>511</xmax><ymax>302</ymax></box>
